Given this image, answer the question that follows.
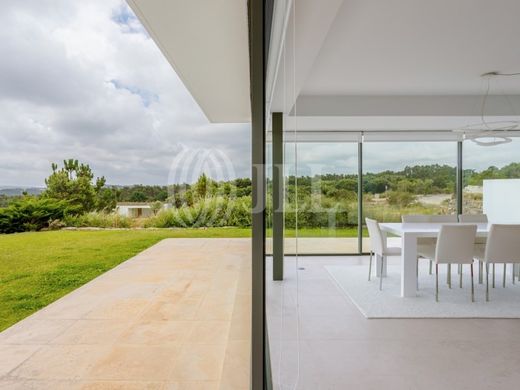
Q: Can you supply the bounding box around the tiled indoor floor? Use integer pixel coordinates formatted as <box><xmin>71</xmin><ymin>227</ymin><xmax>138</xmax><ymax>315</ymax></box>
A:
<box><xmin>267</xmin><ymin>256</ymin><xmax>520</xmax><ymax>389</ymax></box>
<box><xmin>0</xmin><ymin>238</ymin><xmax>251</xmax><ymax>390</ymax></box>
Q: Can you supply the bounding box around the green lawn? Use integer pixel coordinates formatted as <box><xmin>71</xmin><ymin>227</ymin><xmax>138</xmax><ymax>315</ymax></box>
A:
<box><xmin>267</xmin><ymin>227</ymin><xmax>368</xmax><ymax>237</ymax></box>
<box><xmin>0</xmin><ymin>228</ymin><xmax>250</xmax><ymax>331</ymax></box>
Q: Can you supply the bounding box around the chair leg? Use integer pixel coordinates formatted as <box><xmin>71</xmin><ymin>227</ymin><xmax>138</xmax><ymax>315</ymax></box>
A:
<box><xmin>513</xmin><ymin>264</ymin><xmax>516</xmax><ymax>285</ymax></box>
<box><xmin>458</xmin><ymin>264</ymin><xmax>462</xmax><ymax>275</ymax></box>
<box><xmin>459</xmin><ymin>265</ymin><xmax>463</xmax><ymax>288</ymax></box>
<box><xmin>503</xmin><ymin>263</ymin><xmax>507</xmax><ymax>288</ymax></box>
<box><xmin>479</xmin><ymin>261</ymin><xmax>483</xmax><ymax>284</ymax></box>
<box><xmin>379</xmin><ymin>255</ymin><xmax>384</xmax><ymax>291</ymax></box>
<box><xmin>429</xmin><ymin>260</ymin><xmax>432</xmax><ymax>275</ymax></box>
<box><xmin>493</xmin><ymin>264</ymin><xmax>495</xmax><ymax>288</ymax></box>
<box><xmin>471</xmin><ymin>263</ymin><xmax>475</xmax><ymax>302</ymax></box>
<box><xmin>486</xmin><ymin>263</ymin><xmax>490</xmax><ymax>302</ymax></box>
<box><xmin>447</xmin><ymin>264</ymin><xmax>451</xmax><ymax>289</ymax></box>
<box><xmin>368</xmin><ymin>251</ymin><xmax>373</xmax><ymax>281</ymax></box>
<box><xmin>435</xmin><ymin>263</ymin><xmax>439</xmax><ymax>302</ymax></box>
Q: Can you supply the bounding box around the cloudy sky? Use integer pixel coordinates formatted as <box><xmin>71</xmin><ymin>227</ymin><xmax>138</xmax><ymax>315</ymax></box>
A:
<box><xmin>0</xmin><ymin>0</ymin><xmax>250</xmax><ymax>187</ymax></box>
<box><xmin>1</xmin><ymin>1</ymin><xmax>518</xmax><ymax>188</ymax></box>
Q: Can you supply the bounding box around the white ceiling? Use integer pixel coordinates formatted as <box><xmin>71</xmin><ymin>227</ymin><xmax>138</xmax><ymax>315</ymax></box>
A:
<box><xmin>303</xmin><ymin>0</ymin><xmax>520</xmax><ymax>96</ymax></box>
<box><xmin>128</xmin><ymin>0</ymin><xmax>250</xmax><ymax>123</ymax></box>
<box><xmin>268</xmin><ymin>0</ymin><xmax>520</xmax><ymax>133</ymax></box>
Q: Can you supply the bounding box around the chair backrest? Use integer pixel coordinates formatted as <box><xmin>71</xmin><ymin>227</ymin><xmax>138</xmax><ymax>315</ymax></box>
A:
<box><xmin>485</xmin><ymin>224</ymin><xmax>520</xmax><ymax>263</ymax></box>
<box><xmin>402</xmin><ymin>214</ymin><xmax>458</xmax><ymax>223</ymax></box>
<box><xmin>402</xmin><ymin>214</ymin><xmax>429</xmax><ymax>223</ymax></box>
<box><xmin>435</xmin><ymin>224</ymin><xmax>477</xmax><ymax>264</ymax></box>
<box><xmin>429</xmin><ymin>214</ymin><xmax>459</xmax><ymax>223</ymax></box>
<box><xmin>458</xmin><ymin>214</ymin><xmax>488</xmax><ymax>223</ymax></box>
<box><xmin>365</xmin><ymin>218</ymin><xmax>385</xmax><ymax>255</ymax></box>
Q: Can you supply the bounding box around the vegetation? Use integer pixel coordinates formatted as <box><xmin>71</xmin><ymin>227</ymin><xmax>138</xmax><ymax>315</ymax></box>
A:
<box><xmin>0</xmin><ymin>197</ymin><xmax>71</xmax><ymax>234</ymax></box>
<box><xmin>43</xmin><ymin>159</ymin><xmax>117</xmax><ymax>213</ymax></box>
<box><xmin>1</xmin><ymin>161</ymin><xmax>520</xmax><ymax>234</ymax></box>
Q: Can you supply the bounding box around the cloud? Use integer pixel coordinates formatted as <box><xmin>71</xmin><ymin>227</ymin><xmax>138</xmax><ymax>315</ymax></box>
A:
<box><xmin>1</xmin><ymin>1</ymin><xmax>516</xmax><ymax>188</ymax></box>
<box><xmin>0</xmin><ymin>0</ymin><xmax>250</xmax><ymax>187</ymax></box>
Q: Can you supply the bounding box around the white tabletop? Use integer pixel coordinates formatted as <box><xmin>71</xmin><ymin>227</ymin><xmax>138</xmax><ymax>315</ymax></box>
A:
<box><xmin>379</xmin><ymin>222</ymin><xmax>490</xmax><ymax>237</ymax></box>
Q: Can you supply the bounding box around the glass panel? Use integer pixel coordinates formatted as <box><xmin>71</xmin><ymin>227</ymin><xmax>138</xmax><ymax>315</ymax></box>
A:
<box><xmin>463</xmin><ymin>138</ymin><xmax>520</xmax><ymax>215</ymax></box>
<box><xmin>363</xmin><ymin>142</ymin><xmax>457</xmax><ymax>252</ymax></box>
<box><xmin>266</xmin><ymin>141</ymin><xmax>273</xmax><ymax>255</ymax></box>
<box><xmin>284</xmin><ymin>142</ymin><xmax>359</xmax><ymax>254</ymax></box>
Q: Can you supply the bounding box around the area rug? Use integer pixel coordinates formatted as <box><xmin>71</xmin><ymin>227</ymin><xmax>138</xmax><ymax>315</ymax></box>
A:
<box><xmin>326</xmin><ymin>263</ymin><xmax>520</xmax><ymax>318</ymax></box>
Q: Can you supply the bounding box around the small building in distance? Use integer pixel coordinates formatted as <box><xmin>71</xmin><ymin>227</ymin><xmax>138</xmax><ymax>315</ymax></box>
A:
<box><xmin>115</xmin><ymin>202</ymin><xmax>171</xmax><ymax>218</ymax></box>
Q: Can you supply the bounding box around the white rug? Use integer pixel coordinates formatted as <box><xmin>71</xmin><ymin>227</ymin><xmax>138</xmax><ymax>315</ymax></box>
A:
<box><xmin>326</xmin><ymin>263</ymin><xmax>520</xmax><ymax>318</ymax></box>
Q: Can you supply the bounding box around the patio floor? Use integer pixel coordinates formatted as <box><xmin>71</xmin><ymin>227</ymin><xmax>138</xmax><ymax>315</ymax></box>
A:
<box><xmin>267</xmin><ymin>255</ymin><xmax>520</xmax><ymax>389</ymax></box>
<box><xmin>0</xmin><ymin>238</ymin><xmax>251</xmax><ymax>390</ymax></box>
<box><xmin>266</xmin><ymin>237</ymin><xmax>372</xmax><ymax>254</ymax></box>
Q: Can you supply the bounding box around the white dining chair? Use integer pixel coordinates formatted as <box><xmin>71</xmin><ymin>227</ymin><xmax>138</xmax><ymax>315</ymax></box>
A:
<box><xmin>428</xmin><ymin>214</ymin><xmax>459</xmax><ymax>223</ymax></box>
<box><xmin>458</xmin><ymin>214</ymin><xmax>488</xmax><ymax>223</ymax></box>
<box><xmin>475</xmin><ymin>224</ymin><xmax>520</xmax><ymax>301</ymax></box>
<box><xmin>419</xmin><ymin>224</ymin><xmax>477</xmax><ymax>302</ymax></box>
<box><xmin>366</xmin><ymin>218</ymin><xmax>401</xmax><ymax>290</ymax></box>
<box><xmin>432</xmin><ymin>215</ymin><xmax>466</xmax><ymax>282</ymax></box>
<box><xmin>402</xmin><ymin>214</ymin><xmax>430</xmax><ymax>223</ymax></box>
<box><xmin>459</xmin><ymin>214</ymin><xmax>488</xmax><ymax>283</ymax></box>
<box><xmin>401</xmin><ymin>214</ymin><xmax>457</xmax><ymax>278</ymax></box>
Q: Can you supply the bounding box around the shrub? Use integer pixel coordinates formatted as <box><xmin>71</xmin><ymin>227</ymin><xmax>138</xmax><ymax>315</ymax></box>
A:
<box><xmin>0</xmin><ymin>197</ymin><xmax>71</xmax><ymax>234</ymax></box>
<box><xmin>64</xmin><ymin>212</ymin><xmax>131</xmax><ymax>228</ymax></box>
<box><xmin>387</xmin><ymin>191</ymin><xmax>415</xmax><ymax>208</ymax></box>
<box><xmin>144</xmin><ymin>196</ymin><xmax>252</xmax><ymax>228</ymax></box>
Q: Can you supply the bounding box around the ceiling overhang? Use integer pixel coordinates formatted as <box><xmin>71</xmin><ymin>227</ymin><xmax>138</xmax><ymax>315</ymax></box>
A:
<box><xmin>128</xmin><ymin>0</ymin><xmax>251</xmax><ymax>123</ymax></box>
<box><xmin>267</xmin><ymin>0</ymin><xmax>520</xmax><ymax>133</ymax></box>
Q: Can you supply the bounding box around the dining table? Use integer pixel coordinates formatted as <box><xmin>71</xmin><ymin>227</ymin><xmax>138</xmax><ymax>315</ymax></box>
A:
<box><xmin>378</xmin><ymin>222</ymin><xmax>490</xmax><ymax>297</ymax></box>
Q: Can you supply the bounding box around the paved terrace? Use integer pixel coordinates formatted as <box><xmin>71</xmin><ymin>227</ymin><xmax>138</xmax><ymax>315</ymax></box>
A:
<box><xmin>0</xmin><ymin>238</ymin><xmax>251</xmax><ymax>390</ymax></box>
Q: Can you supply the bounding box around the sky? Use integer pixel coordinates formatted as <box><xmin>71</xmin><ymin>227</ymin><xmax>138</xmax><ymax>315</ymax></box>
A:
<box><xmin>0</xmin><ymin>0</ymin><xmax>250</xmax><ymax>187</ymax></box>
<box><xmin>0</xmin><ymin>0</ymin><xmax>518</xmax><ymax>188</ymax></box>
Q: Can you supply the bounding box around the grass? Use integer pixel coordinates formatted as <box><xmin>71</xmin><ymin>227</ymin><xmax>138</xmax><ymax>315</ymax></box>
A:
<box><xmin>0</xmin><ymin>228</ymin><xmax>250</xmax><ymax>331</ymax></box>
<box><xmin>267</xmin><ymin>227</ymin><xmax>368</xmax><ymax>237</ymax></box>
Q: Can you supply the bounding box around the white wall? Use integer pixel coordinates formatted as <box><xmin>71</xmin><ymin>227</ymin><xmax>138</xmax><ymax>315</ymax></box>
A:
<box><xmin>483</xmin><ymin>179</ymin><xmax>520</xmax><ymax>223</ymax></box>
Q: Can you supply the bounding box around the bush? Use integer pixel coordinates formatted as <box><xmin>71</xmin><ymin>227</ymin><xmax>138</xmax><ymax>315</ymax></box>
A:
<box><xmin>64</xmin><ymin>212</ymin><xmax>131</xmax><ymax>228</ymax></box>
<box><xmin>387</xmin><ymin>191</ymin><xmax>415</xmax><ymax>208</ymax></box>
<box><xmin>0</xmin><ymin>197</ymin><xmax>71</xmax><ymax>234</ymax></box>
<box><xmin>145</xmin><ymin>196</ymin><xmax>252</xmax><ymax>228</ymax></box>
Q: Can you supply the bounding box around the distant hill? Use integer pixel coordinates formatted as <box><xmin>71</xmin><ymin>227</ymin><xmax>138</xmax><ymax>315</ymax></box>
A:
<box><xmin>0</xmin><ymin>187</ymin><xmax>45</xmax><ymax>196</ymax></box>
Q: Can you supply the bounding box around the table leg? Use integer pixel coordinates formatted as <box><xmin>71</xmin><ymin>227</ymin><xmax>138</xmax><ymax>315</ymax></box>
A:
<box><xmin>401</xmin><ymin>233</ymin><xmax>418</xmax><ymax>297</ymax></box>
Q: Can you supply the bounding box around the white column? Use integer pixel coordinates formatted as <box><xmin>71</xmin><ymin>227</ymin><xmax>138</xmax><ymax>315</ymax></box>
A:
<box><xmin>401</xmin><ymin>233</ymin><xmax>418</xmax><ymax>297</ymax></box>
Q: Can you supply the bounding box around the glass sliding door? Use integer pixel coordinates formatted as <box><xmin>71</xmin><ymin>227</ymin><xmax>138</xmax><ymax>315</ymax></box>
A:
<box><xmin>463</xmin><ymin>138</ymin><xmax>520</xmax><ymax>214</ymax></box>
<box><xmin>284</xmin><ymin>142</ymin><xmax>360</xmax><ymax>254</ymax></box>
<box><xmin>363</xmin><ymin>141</ymin><xmax>457</xmax><ymax>252</ymax></box>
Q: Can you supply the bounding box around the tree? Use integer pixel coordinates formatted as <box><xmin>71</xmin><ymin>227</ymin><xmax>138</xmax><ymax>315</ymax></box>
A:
<box><xmin>194</xmin><ymin>173</ymin><xmax>209</xmax><ymax>199</ymax></box>
<box><xmin>130</xmin><ymin>191</ymin><xmax>147</xmax><ymax>202</ymax></box>
<box><xmin>43</xmin><ymin>159</ymin><xmax>113</xmax><ymax>214</ymax></box>
<box><xmin>149</xmin><ymin>201</ymin><xmax>163</xmax><ymax>215</ymax></box>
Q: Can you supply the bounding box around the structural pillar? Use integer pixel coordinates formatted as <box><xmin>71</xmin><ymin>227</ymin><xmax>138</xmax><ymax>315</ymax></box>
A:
<box><xmin>249</xmin><ymin>0</ymin><xmax>269</xmax><ymax>387</ymax></box>
<box><xmin>456</xmin><ymin>141</ymin><xmax>463</xmax><ymax>215</ymax></box>
<box><xmin>272</xmin><ymin>112</ymin><xmax>284</xmax><ymax>280</ymax></box>
<box><xmin>358</xmin><ymin>141</ymin><xmax>363</xmax><ymax>253</ymax></box>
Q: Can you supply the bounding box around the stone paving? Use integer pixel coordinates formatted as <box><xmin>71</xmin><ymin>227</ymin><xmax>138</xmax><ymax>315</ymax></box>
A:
<box><xmin>0</xmin><ymin>238</ymin><xmax>251</xmax><ymax>390</ymax></box>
